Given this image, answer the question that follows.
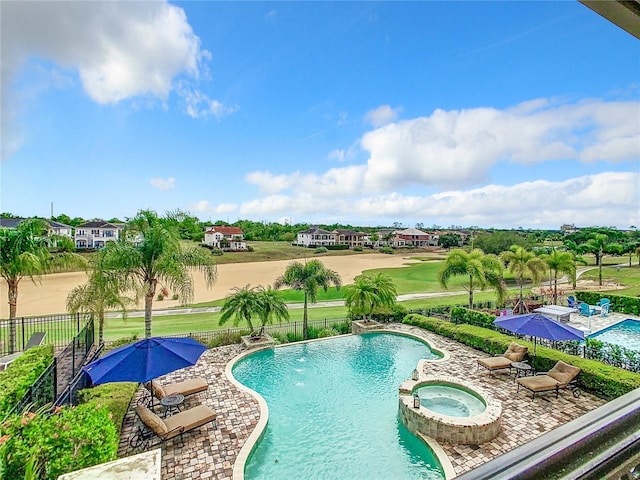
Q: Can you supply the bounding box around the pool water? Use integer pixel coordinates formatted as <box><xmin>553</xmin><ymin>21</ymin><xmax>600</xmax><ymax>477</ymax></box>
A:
<box><xmin>417</xmin><ymin>384</ymin><xmax>486</xmax><ymax>417</ymax></box>
<box><xmin>589</xmin><ymin>319</ymin><xmax>640</xmax><ymax>350</ymax></box>
<box><xmin>232</xmin><ymin>333</ymin><xmax>445</xmax><ymax>480</ymax></box>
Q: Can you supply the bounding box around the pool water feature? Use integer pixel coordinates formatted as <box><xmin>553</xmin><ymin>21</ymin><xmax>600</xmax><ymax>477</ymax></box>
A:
<box><xmin>417</xmin><ymin>384</ymin><xmax>486</xmax><ymax>417</ymax></box>
<box><xmin>232</xmin><ymin>333</ymin><xmax>446</xmax><ymax>480</ymax></box>
<box><xmin>589</xmin><ymin>319</ymin><xmax>640</xmax><ymax>350</ymax></box>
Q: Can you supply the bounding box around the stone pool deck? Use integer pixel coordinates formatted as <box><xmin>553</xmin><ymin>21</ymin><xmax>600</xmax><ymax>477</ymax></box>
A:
<box><xmin>117</xmin><ymin>323</ymin><xmax>621</xmax><ymax>479</ymax></box>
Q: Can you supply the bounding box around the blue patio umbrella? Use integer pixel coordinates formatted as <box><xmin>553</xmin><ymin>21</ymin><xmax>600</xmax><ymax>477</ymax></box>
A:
<box><xmin>83</xmin><ymin>337</ymin><xmax>208</xmax><ymax>385</ymax></box>
<box><xmin>493</xmin><ymin>313</ymin><xmax>584</xmax><ymax>355</ymax></box>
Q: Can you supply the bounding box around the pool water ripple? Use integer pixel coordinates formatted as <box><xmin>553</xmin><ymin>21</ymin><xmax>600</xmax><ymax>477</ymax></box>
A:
<box><xmin>232</xmin><ymin>333</ymin><xmax>445</xmax><ymax>480</ymax></box>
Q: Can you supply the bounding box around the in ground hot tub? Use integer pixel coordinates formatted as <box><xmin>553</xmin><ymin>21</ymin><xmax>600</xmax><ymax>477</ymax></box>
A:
<box><xmin>399</xmin><ymin>375</ymin><xmax>502</xmax><ymax>445</ymax></box>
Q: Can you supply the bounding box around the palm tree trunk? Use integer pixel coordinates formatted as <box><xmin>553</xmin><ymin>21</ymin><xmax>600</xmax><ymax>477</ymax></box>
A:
<box><xmin>8</xmin><ymin>281</ymin><xmax>18</xmax><ymax>354</ymax></box>
<box><xmin>553</xmin><ymin>271</ymin><xmax>558</xmax><ymax>305</ymax></box>
<box><xmin>98</xmin><ymin>312</ymin><xmax>105</xmax><ymax>344</ymax></box>
<box><xmin>144</xmin><ymin>293</ymin><xmax>153</xmax><ymax>338</ymax></box>
<box><xmin>303</xmin><ymin>292</ymin><xmax>309</xmax><ymax>340</ymax></box>
<box><xmin>468</xmin><ymin>276</ymin><xmax>474</xmax><ymax>309</ymax></box>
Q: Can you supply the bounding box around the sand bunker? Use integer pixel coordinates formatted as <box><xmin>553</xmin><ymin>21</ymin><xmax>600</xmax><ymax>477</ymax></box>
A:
<box><xmin>0</xmin><ymin>254</ymin><xmax>420</xmax><ymax>318</ymax></box>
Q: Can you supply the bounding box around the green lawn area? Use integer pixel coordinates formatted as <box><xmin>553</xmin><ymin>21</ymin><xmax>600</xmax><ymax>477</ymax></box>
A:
<box><xmin>96</xmin><ymin>250</ymin><xmax>640</xmax><ymax>341</ymax></box>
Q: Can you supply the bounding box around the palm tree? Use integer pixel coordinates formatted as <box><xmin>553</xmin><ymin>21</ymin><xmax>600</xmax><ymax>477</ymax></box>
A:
<box><xmin>66</xmin><ymin>249</ymin><xmax>133</xmax><ymax>343</ymax></box>
<box><xmin>540</xmin><ymin>249</ymin><xmax>575</xmax><ymax>305</ymax></box>
<box><xmin>0</xmin><ymin>219</ymin><xmax>86</xmax><ymax>353</ymax></box>
<box><xmin>274</xmin><ymin>259</ymin><xmax>342</xmax><ymax>339</ymax></box>
<box><xmin>219</xmin><ymin>285</ymin><xmax>261</xmax><ymax>335</ymax></box>
<box><xmin>582</xmin><ymin>233</ymin><xmax>609</xmax><ymax>285</ymax></box>
<box><xmin>500</xmin><ymin>245</ymin><xmax>547</xmax><ymax>313</ymax></box>
<box><xmin>438</xmin><ymin>248</ymin><xmax>507</xmax><ymax>309</ymax></box>
<box><xmin>219</xmin><ymin>285</ymin><xmax>290</xmax><ymax>337</ymax></box>
<box><xmin>344</xmin><ymin>273</ymin><xmax>397</xmax><ymax>322</ymax></box>
<box><xmin>255</xmin><ymin>285</ymin><xmax>289</xmax><ymax>336</ymax></box>
<box><xmin>563</xmin><ymin>240</ymin><xmax>587</xmax><ymax>289</ymax></box>
<box><xmin>102</xmin><ymin>210</ymin><xmax>217</xmax><ymax>338</ymax></box>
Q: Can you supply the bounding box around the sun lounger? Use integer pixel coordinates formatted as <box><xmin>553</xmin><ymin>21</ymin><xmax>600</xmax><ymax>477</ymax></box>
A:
<box><xmin>146</xmin><ymin>377</ymin><xmax>209</xmax><ymax>401</ymax></box>
<box><xmin>516</xmin><ymin>360</ymin><xmax>581</xmax><ymax>400</ymax></box>
<box><xmin>477</xmin><ymin>342</ymin><xmax>528</xmax><ymax>375</ymax></box>
<box><xmin>0</xmin><ymin>332</ymin><xmax>47</xmax><ymax>371</ymax></box>
<box><xmin>131</xmin><ymin>403</ymin><xmax>217</xmax><ymax>449</ymax></box>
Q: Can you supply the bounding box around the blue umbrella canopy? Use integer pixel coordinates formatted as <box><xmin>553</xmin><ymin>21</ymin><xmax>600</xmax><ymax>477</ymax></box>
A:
<box><xmin>83</xmin><ymin>337</ymin><xmax>208</xmax><ymax>385</ymax></box>
<box><xmin>494</xmin><ymin>313</ymin><xmax>584</xmax><ymax>355</ymax></box>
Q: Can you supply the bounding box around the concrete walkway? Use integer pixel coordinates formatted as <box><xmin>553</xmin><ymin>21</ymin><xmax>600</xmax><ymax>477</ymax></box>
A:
<box><xmin>117</xmin><ymin>323</ymin><xmax>614</xmax><ymax>479</ymax></box>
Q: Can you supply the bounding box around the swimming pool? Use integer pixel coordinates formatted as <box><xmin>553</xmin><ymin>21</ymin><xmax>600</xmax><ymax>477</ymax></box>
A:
<box><xmin>232</xmin><ymin>333</ymin><xmax>445</xmax><ymax>480</ymax></box>
<box><xmin>589</xmin><ymin>319</ymin><xmax>640</xmax><ymax>350</ymax></box>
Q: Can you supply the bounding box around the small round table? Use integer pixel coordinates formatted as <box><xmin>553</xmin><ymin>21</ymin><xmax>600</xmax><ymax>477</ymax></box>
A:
<box><xmin>160</xmin><ymin>393</ymin><xmax>184</xmax><ymax>417</ymax></box>
<box><xmin>510</xmin><ymin>361</ymin><xmax>533</xmax><ymax>381</ymax></box>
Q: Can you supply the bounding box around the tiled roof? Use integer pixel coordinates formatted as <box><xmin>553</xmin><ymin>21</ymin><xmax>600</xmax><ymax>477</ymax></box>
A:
<box><xmin>0</xmin><ymin>218</ymin><xmax>25</xmax><ymax>228</ymax></box>
<box><xmin>205</xmin><ymin>226</ymin><xmax>244</xmax><ymax>235</ymax></box>
<box><xmin>76</xmin><ymin>221</ymin><xmax>119</xmax><ymax>229</ymax></box>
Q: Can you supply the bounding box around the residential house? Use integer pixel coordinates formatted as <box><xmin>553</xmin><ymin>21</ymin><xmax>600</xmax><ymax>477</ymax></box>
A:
<box><xmin>396</xmin><ymin>228</ymin><xmax>439</xmax><ymax>247</ymax></box>
<box><xmin>332</xmin><ymin>229</ymin><xmax>368</xmax><ymax>249</ymax></box>
<box><xmin>561</xmin><ymin>224</ymin><xmax>578</xmax><ymax>234</ymax></box>
<box><xmin>0</xmin><ymin>218</ymin><xmax>73</xmax><ymax>239</ymax></box>
<box><xmin>204</xmin><ymin>226</ymin><xmax>247</xmax><ymax>250</ymax></box>
<box><xmin>75</xmin><ymin>221</ymin><xmax>121</xmax><ymax>249</ymax></box>
<box><xmin>295</xmin><ymin>227</ymin><xmax>336</xmax><ymax>247</ymax></box>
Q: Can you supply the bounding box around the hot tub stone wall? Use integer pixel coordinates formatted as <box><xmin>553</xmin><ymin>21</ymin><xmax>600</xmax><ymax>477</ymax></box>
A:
<box><xmin>399</xmin><ymin>376</ymin><xmax>502</xmax><ymax>445</ymax></box>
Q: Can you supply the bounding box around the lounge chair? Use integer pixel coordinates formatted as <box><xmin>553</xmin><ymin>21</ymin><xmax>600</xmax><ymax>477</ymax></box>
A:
<box><xmin>516</xmin><ymin>360</ymin><xmax>581</xmax><ymax>400</ymax></box>
<box><xmin>145</xmin><ymin>377</ymin><xmax>209</xmax><ymax>403</ymax></box>
<box><xmin>130</xmin><ymin>403</ymin><xmax>217</xmax><ymax>449</ymax></box>
<box><xmin>0</xmin><ymin>332</ymin><xmax>47</xmax><ymax>371</ymax></box>
<box><xmin>477</xmin><ymin>342</ymin><xmax>528</xmax><ymax>375</ymax></box>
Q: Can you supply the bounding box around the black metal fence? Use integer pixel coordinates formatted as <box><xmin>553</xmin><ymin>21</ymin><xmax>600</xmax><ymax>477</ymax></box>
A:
<box><xmin>104</xmin><ymin>317</ymin><xmax>352</xmax><ymax>349</ymax></box>
<box><xmin>0</xmin><ymin>313</ymin><xmax>92</xmax><ymax>356</ymax></box>
<box><xmin>7</xmin><ymin>317</ymin><xmax>96</xmax><ymax>417</ymax></box>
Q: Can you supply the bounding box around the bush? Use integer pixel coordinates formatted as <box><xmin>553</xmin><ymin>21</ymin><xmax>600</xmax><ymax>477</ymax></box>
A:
<box><xmin>172</xmin><ymin>294</ymin><xmax>179</xmax><ymax>300</ymax></box>
<box><xmin>0</xmin><ymin>344</ymin><xmax>54</xmax><ymax>418</ymax></box>
<box><xmin>0</xmin><ymin>402</ymin><xmax>118</xmax><ymax>480</ymax></box>
<box><xmin>353</xmin><ymin>246</ymin><xmax>363</xmax><ymax>252</ymax></box>
<box><xmin>204</xmin><ymin>331</ymin><xmax>245</xmax><ymax>348</ymax></box>
<box><xmin>575</xmin><ymin>291</ymin><xmax>640</xmax><ymax>315</ymax></box>
<box><xmin>103</xmin><ymin>335</ymin><xmax>138</xmax><ymax>354</ymax></box>
<box><xmin>77</xmin><ymin>382</ymin><xmax>138</xmax><ymax>435</ymax></box>
<box><xmin>314</xmin><ymin>247</ymin><xmax>328</xmax><ymax>254</ymax></box>
<box><xmin>211</xmin><ymin>248</ymin><xmax>223</xmax><ymax>256</ymax></box>
<box><xmin>156</xmin><ymin>293</ymin><xmax>164</xmax><ymax>301</ymax></box>
<box><xmin>379</xmin><ymin>246</ymin><xmax>394</xmax><ymax>254</ymax></box>
<box><xmin>402</xmin><ymin>313</ymin><xmax>640</xmax><ymax>399</ymax></box>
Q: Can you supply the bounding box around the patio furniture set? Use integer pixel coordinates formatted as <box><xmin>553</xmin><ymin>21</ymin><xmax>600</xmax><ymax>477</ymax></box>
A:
<box><xmin>477</xmin><ymin>342</ymin><xmax>582</xmax><ymax>400</ymax></box>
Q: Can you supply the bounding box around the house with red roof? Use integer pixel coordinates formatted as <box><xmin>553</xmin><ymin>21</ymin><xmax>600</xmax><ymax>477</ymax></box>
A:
<box><xmin>204</xmin><ymin>226</ymin><xmax>247</xmax><ymax>251</ymax></box>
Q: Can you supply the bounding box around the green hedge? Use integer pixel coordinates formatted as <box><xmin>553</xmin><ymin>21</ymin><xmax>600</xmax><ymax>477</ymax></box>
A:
<box><xmin>0</xmin><ymin>344</ymin><xmax>54</xmax><ymax>418</ymax></box>
<box><xmin>403</xmin><ymin>313</ymin><xmax>640</xmax><ymax>399</ymax></box>
<box><xmin>77</xmin><ymin>382</ymin><xmax>138</xmax><ymax>435</ymax></box>
<box><xmin>450</xmin><ymin>306</ymin><xmax>495</xmax><ymax>328</ymax></box>
<box><xmin>0</xmin><ymin>402</ymin><xmax>118</xmax><ymax>480</ymax></box>
<box><xmin>575</xmin><ymin>291</ymin><xmax>640</xmax><ymax>315</ymax></box>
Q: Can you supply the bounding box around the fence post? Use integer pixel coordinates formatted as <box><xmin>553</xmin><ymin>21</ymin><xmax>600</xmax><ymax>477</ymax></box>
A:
<box><xmin>21</xmin><ymin>317</ymin><xmax>25</xmax><ymax>350</ymax></box>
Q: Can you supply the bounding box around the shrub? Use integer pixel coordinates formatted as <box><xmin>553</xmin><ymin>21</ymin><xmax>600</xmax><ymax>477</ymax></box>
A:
<box><xmin>211</xmin><ymin>248</ymin><xmax>223</xmax><ymax>256</ymax></box>
<box><xmin>0</xmin><ymin>344</ymin><xmax>54</xmax><ymax>418</ymax></box>
<box><xmin>156</xmin><ymin>293</ymin><xmax>164</xmax><ymax>301</ymax></box>
<box><xmin>0</xmin><ymin>402</ymin><xmax>118</xmax><ymax>480</ymax></box>
<box><xmin>402</xmin><ymin>313</ymin><xmax>640</xmax><ymax>399</ymax></box>
<box><xmin>77</xmin><ymin>382</ymin><xmax>138</xmax><ymax>435</ymax></box>
<box><xmin>205</xmin><ymin>331</ymin><xmax>245</xmax><ymax>348</ymax></box>
<box><xmin>103</xmin><ymin>335</ymin><xmax>138</xmax><ymax>354</ymax></box>
<box><xmin>379</xmin><ymin>246</ymin><xmax>394</xmax><ymax>254</ymax></box>
<box><xmin>353</xmin><ymin>246</ymin><xmax>363</xmax><ymax>252</ymax></box>
<box><xmin>575</xmin><ymin>292</ymin><xmax>640</xmax><ymax>315</ymax></box>
<box><xmin>314</xmin><ymin>247</ymin><xmax>328</xmax><ymax>254</ymax></box>
<box><xmin>317</xmin><ymin>328</ymin><xmax>339</xmax><ymax>338</ymax></box>
<box><xmin>330</xmin><ymin>321</ymin><xmax>352</xmax><ymax>334</ymax></box>
<box><xmin>172</xmin><ymin>294</ymin><xmax>179</xmax><ymax>300</ymax></box>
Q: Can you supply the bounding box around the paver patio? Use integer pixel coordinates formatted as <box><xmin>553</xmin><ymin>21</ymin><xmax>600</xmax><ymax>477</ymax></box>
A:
<box><xmin>117</xmin><ymin>318</ymin><xmax>631</xmax><ymax>479</ymax></box>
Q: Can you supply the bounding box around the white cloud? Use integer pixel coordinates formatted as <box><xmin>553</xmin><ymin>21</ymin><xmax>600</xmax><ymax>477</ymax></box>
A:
<box><xmin>242</xmin><ymin>97</ymin><xmax>638</xmax><ymax>197</ymax></box>
<box><xmin>179</xmin><ymin>85</ymin><xmax>238</xmax><ymax>119</ymax></box>
<box><xmin>364</xmin><ymin>105</ymin><xmax>402</xmax><ymax>127</ymax></box>
<box><xmin>328</xmin><ymin>149</ymin><xmax>346</xmax><ymax>162</ymax></box>
<box><xmin>1</xmin><ymin>0</ymin><xmax>209</xmax><ymax>160</ymax></box>
<box><xmin>150</xmin><ymin>177</ymin><xmax>175</xmax><ymax>191</ymax></box>
<box><xmin>237</xmin><ymin>171</ymin><xmax>639</xmax><ymax>228</ymax></box>
<box><xmin>188</xmin><ymin>200</ymin><xmax>237</xmax><ymax>215</ymax></box>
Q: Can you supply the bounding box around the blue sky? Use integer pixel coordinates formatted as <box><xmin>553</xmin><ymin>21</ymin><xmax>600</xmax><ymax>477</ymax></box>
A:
<box><xmin>1</xmin><ymin>1</ymin><xmax>638</xmax><ymax>229</ymax></box>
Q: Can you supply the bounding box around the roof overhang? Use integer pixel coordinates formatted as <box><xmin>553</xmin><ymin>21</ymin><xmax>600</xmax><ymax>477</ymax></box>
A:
<box><xmin>579</xmin><ymin>0</ymin><xmax>640</xmax><ymax>39</ymax></box>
